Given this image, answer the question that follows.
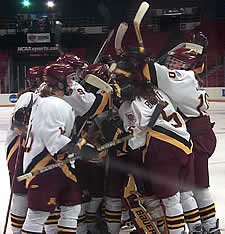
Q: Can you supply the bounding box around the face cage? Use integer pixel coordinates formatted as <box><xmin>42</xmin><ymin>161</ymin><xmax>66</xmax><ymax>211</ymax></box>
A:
<box><xmin>67</xmin><ymin>72</ymin><xmax>77</xmax><ymax>81</ymax></box>
<box><xmin>165</xmin><ymin>55</ymin><xmax>189</xmax><ymax>70</ymax></box>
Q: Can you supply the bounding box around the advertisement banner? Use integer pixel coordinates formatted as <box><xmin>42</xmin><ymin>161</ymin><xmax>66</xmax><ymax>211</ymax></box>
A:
<box><xmin>17</xmin><ymin>46</ymin><xmax>58</xmax><ymax>54</ymax></box>
<box><xmin>27</xmin><ymin>33</ymin><xmax>51</xmax><ymax>43</ymax></box>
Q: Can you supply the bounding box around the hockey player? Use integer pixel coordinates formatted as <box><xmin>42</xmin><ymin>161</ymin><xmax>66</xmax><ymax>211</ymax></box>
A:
<box><xmin>150</xmin><ymin>32</ymin><xmax>220</xmax><ymax>233</ymax></box>
<box><xmin>48</xmin><ymin>58</ymin><xmax>132</xmax><ymax>234</ymax></box>
<box><xmin>39</xmin><ymin>57</ymin><xmax>117</xmax><ymax>233</ymax></box>
<box><xmin>21</xmin><ymin>63</ymin><xmax>99</xmax><ymax>233</ymax></box>
<box><xmin>5</xmin><ymin>66</ymin><xmax>51</xmax><ymax>234</ymax></box>
<box><xmin>109</xmin><ymin>50</ymin><xmax>201</xmax><ymax>234</ymax></box>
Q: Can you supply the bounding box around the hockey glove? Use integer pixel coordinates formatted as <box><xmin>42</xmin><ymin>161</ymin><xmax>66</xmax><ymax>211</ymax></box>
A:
<box><xmin>87</xmin><ymin>130</ymin><xmax>108</xmax><ymax>163</ymax></box>
<box><xmin>73</xmin><ymin>138</ymin><xmax>96</xmax><ymax>161</ymax></box>
<box><xmin>101</xmin><ymin>118</ymin><xmax>124</xmax><ymax>142</ymax></box>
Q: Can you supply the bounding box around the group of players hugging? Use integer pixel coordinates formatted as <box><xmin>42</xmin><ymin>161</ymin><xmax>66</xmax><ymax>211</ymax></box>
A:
<box><xmin>5</xmin><ymin>3</ymin><xmax>221</xmax><ymax>234</ymax></box>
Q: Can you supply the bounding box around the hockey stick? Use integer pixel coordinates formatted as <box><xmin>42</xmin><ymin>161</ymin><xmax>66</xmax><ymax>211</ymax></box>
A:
<box><xmin>115</xmin><ymin>22</ymin><xmax>128</xmax><ymax>55</ymax></box>
<box><xmin>93</xmin><ymin>29</ymin><xmax>115</xmax><ymax>64</ymax></box>
<box><xmin>17</xmin><ymin>101</ymin><xmax>165</xmax><ymax>181</ymax></box>
<box><xmin>97</xmin><ymin>100</ymin><xmax>166</xmax><ymax>151</ymax></box>
<box><xmin>134</xmin><ymin>1</ymin><xmax>150</xmax><ymax>49</ymax></box>
<box><xmin>3</xmin><ymin>135</ymin><xmax>24</xmax><ymax>234</ymax></box>
<box><xmin>17</xmin><ymin>154</ymin><xmax>81</xmax><ymax>182</ymax></box>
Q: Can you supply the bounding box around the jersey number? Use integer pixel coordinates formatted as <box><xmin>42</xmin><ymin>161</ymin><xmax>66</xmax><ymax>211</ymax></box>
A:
<box><xmin>197</xmin><ymin>93</ymin><xmax>209</xmax><ymax>116</ymax></box>
<box><xmin>161</xmin><ymin>102</ymin><xmax>182</xmax><ymax>128</ymax></box>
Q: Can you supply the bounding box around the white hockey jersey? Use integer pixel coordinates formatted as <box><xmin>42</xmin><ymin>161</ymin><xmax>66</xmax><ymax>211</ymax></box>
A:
<box><xmin>152</xmin><ymin>62</ymin><xmax>209</xmax><ymax>118</ymax></box>
<box><xmin>23</xmin><ymin>96</ymin><xmax>75</xmax><ymax>172</ymax></box>
<box><xmin>119</xmin><ymin>88</ymin><xmax>192</xmax><ymax>154</ymax></box>
<box><xmin>63</xmin><ymin>80</ymin><xmax>96</xmax><ymax>117</ymax></box>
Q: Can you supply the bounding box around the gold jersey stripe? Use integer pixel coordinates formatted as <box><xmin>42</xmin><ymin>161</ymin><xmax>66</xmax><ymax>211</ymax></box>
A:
<box><xmin>26</xmin><ymin>154</ymin><xmax>52</xmax><ymax>188</ymax></box>
<box><xmin>93</xmin><ymin>93</ymin><xmax>110</xmax><ymax>116</ymax></box>
<box><xmin>143</xmin><ymin>63</ymin><xmax>151</xmax><ymax>81</ymax></box>
<box><xmin>149</xmin><ymin>130</ymin><xmax>193</xmax><ymax>154</ymax></box>
<box><xmin>6</xmin><ymin>137</ymin><xmax>25</xmax><ymax>164</ymax></box>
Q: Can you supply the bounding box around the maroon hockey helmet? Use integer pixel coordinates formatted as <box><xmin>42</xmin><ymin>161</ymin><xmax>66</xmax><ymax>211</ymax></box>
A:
<box><xmin>26</xmin><ymin>65</ymin><xmax>45</xmax><ymax>88</ymax></box>
<box><xmin>56</xmin><ymin>53</ymin><xmax>88</xmax><ymax>70</ymax></box>
<box><xmin>43</xmin><ymin>63</ymin><xmax>75</xmax><ymax>87</ymax></box>
<box><xmin>164</xmin><ymin>32</ymin><xmax>208</xmax><ymax>74</ymax></box>
<box><xmin>80</xmin><ymin>63</ymin><xmax>109</xmax><ymax>82</ymax></box>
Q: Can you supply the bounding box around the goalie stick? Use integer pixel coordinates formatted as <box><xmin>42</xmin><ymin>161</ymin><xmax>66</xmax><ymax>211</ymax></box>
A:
<box><xmin>85</xmin><ymin>74</ymin><xmax>113</xmax><ymax>94</ymax></box>
<box><xmin>134</xmin><ymin>1</ymin><xmax>150</xmax><ymax>49</ymax></box>
<box><xmin>115</xmin><ymin>22</ymin><xmax>128</xmax><ymax>55</ymax></box>
<box><xmin>17</xmin><ymin>101</ymin><xmax>165</xmax><ymax>182</ymax></box>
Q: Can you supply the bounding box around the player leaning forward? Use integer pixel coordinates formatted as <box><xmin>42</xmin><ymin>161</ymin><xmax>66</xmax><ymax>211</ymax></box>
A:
<box><xmin>111</xmin><ymin>48</ymin><xmax>202</xmax><ymax>233</ymax></box>
<box><xmin>21</xmin><ymin>63</ymin><xmax>98</xmax><ymax>233</ymax></box>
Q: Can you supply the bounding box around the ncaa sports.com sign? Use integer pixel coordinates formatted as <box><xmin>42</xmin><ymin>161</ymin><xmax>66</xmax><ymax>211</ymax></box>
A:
<box><xmin>17</xmin><ymin>46</ymin><xmax>58</xmax><ymax>54</ymax></box>
<box><xmin>27</xmin><ymin>33</ymin><xmax>51</xmax><ymax>43</ymax></box>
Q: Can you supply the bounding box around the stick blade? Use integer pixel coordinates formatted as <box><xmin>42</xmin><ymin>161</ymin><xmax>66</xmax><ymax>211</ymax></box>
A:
<box><xmin>134</xmin><ymin>1</ymin><xmax>150</xmax><ymax>26</ymax></box>
<box><xmin>115</xmin><ymin>22</ymin><xmax>128</xmax><ymax>55</ymax></box>
<box><xmin>133</xmin><ymin>1</ymin><xmax>150</xmax><ymax>46</ymax></box>
<box><xmin>85</xmin><ymin>74</ymin><xmax>113</xmax><ymax>94</ymax></box>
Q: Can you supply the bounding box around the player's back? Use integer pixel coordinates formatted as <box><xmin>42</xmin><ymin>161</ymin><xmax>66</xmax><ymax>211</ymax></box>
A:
<box><xmin>23</xmin><ymin>96</ymin><xmax>75</xmax><ymax>172</ymax></box>
<box><xmin>119</xmin><ymin>88</ymin><xmax>191</xmax><ymax>151</ymax></box>
<box><xmin>154</xmin><ymin>62</ymin><xmax>208</xmax><ymax>118</ymax></box>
